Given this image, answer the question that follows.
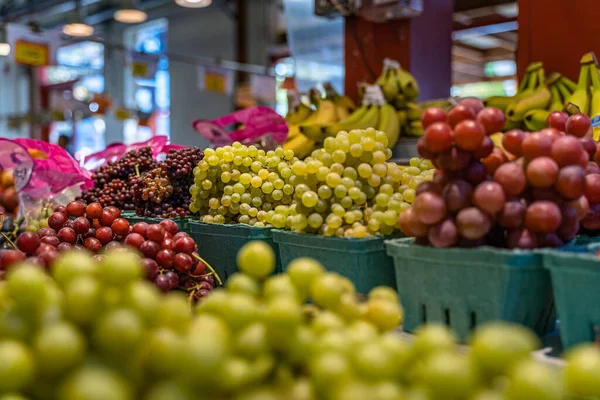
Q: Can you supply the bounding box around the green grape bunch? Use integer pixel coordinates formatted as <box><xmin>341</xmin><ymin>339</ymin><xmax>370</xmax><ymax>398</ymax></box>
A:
<box><xmin>189</xmin><ymin>128</ymin><xmax>434</xmax><ymax>238</ymax></box>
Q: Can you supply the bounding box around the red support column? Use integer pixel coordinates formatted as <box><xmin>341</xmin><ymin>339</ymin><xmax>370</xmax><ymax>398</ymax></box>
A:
<box><xmin>344</xmin><ymin>0</ymin><xmax>454</xmax><ymax>102</ymax></box>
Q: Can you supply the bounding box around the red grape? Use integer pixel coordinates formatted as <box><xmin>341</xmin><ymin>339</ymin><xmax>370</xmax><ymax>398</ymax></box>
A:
<box><xmin>582</xmin><ymin>203</ymin><xmax>600</xmax><ymax>230</ymax></box>
<box><xmin>40</xmin><ymin>235</ymin><xmax>60</xmax><ymax>247</ymax></box>
<box><xmin>421</xmin><ymin>107</ymin><xmax>447</xmax><ymax>129</ymax></box>
<box><xmin>38</xmin><ymin>250</ymin><xmax>59</xmax><ymax>267</ymax></box>
<box><xmin>585</xmin><ymin>174</ymin><xmax>600</xmax><ymax>203</ymax></box>
<box><xmin>546</xmin><ymin>111</ymin><xmax>568</xmax><ymax>132</ymax></box>
<box><xmin>132</xmin><ymin>222</ymin><xmax>149</xmax><ymax>238</ymax></box>
<box><xmin>437</xmin><ymin>146</ymin><xmax>471</xmax><ymax>171</ymax></box>
<box><xmin>48</xmin><ymin>212</ymin><xmax>67</xmax><ymax>231</ymax></box>
<box><xmin>569</xmin><ymin>196</ymin><xmax>590</xmax><ymax>220</ymax></box>
<box><xmin>35</xmin><ymin>243</ymin><xmax>56</xmax><ymax>256</ymax></box>
<box><xmin>95</xmin><ymin>227</ymin><xmax>114</xmax><ymax>245</ymax></box>
<box><xmin>73</xmin><ymin>217</ymin><xmax>91</xmax><ymax>235</ymax></box>
<box><xmin>83</xmin><ymin>237</ymin><xmax>102</xmax><ymax>253</ymax></box>
<box><xmin>146</xmin><ymin>224</ymin><xmax>165</xmax><ymax>243</ymax></box>
<box><xmin>161</xmin><ymin>238</ymin><xmax>176</xmax><ymax>251</ymax></box>
<box><xmin>477</xmin><ymin>107</ymin><xmax>505</xmax><ymax>135</ymax></box>
<box><xmin>586</xmin><ymin>161</ymin><xmax>600</xmax><ymax>175</ymax></box>
<box><xmin>473</xmin><ymin>181</ymin><xmax>506</xmax><ymax>216</ymax></box>
<box><xmin>111</xmin><ymin>218</ymin><xmax>130</xmax><ymax>236</ymax></box>
<box><xmin>99</xmin><ymin>210</ymin><xmax>117</xmax><ymax>227</ymax></box>
<box><xmin>555</xmin><ymin>165</ymin><xmax>586</xmax><ymax>200</ymax></box>
<box><xmin>66</xmin><ymin>201</ymin><xmax>86</xmax><ymax>217</ymax></box>
<box><xmin>558</xmin><ymin>205</ymin><xmax>580</xmax><ymax>242</ymax></box>
<box><xmin>156</xmin><ymin>249</ymin><xmax>175</xmax><ymax>268</ymax></box>
<box><xmin>124</xmin><ymin>233</ymin><xmax>145</xmax><ymax>249</ymax></box>
<box><xmin>522</xmin><ymin>132</ymin><xmax>552</xmax><ymax>160</ymax></box>
<box><xmin>466</xmin><ymin>160</ymin><xmax>487</xmax><ymax>185</ymax></box>
<box><xmin>551</xmin><ymin>136</ymin><xmax>584</xmax><ymax>167</ymax></box>
<box><xmin>537</xmin><ymin>233</ymin><xmax>564</xmax><ymax>248</ymax></box>
<box><xmin>525</xmin><ymin>201</ymin><xmax>562</xmax><ymax>233</ymax></box>
<box><xmin>482</xmin><ymin>148</ymin><xmax>506</xmax><ymax>175</ymax></box>
<box><xmin>172</xmin><ymin>232</ymin><xmax>190</xmax><ymax>242</ymax></box>
<box><xmin>174</xmin><ymin>237</ymin><xmax>197</xmax><ymax>255</ymax></box>
<box><xmin>400</xmin><ymin>208</ymin><xmax>429</xmax><ymax>237</ymax></box>
<box><xmin>580</xmin><ymin>137</ymin><xmax>596</xmax><ymax>159</ymax></box>
<box><xmin>58</xmin><ymin>228</ymin><xmax>77</xmax><ymax>245</ymax></box>
<box><xmin>38</xmin><ymin>228</ymin><xmax>57</xmax><ymax>238</ymax></box>
<box><xmin>159</xmin><ymin>220</ymin><xmax>179</xmax><ymax>236</ymax></box>
<box><xmin>413</xmin><ymin>192</ymin><xmax>447</xmax><ymax>225</ymax></box>
<box><xmin>497</xmin><ymin>200</ymin><xmax>526</xmax><ymax>229</ymax></box>
<box><xmin>494</xmin><ymin>162</ymin><xmax>526</xmax><ymax>196</ymax></box>
<box><xmin>458</xmin><ymin>98</ymin><xmax>484</xmax><ymax>115</ymax></box>
<box><xmin>474</xmin><ymin>136</ymin><xmax>494</xmax><ymax>158</ymax></box>
<box><xmin>506</xmin><ymin>228</ymin><xmax>538</xmax><ymax>249</ymax></box>
<box><xmin>63</xmin><ymin>220</ymin><xmax>75</xmax><ymax>230</ymax></box>
<box><xmin>578</xmin><ymin>150</ymin><xmax>589</xmax><ymax>168</ymax></box>
<box><xmin>142</xmin><ymin>258</ymin><xmax>159</xmax><ymax>280</ymax></box>
<box><xmin>416</xmin><ymin>181</ymin><xmax>443</xmax><ymax>196</ymax></box>
<box><xmin>539</xmin><ymin>128</ymin><xmax>563</xmax><ymax>143</ymax></box>
<box><xmin>456</xmin><ymin>207</ymin><xmax>491</xmax><ymax>240</ymax></box>
<box><xmin>424</xmin><ymin>122</ymin><xmax>453</xmax><ymax>153</ymax></box>
<box><xmin>55</xmin><ymin>206</ymin><xmax>66</xmax><ymax>214</ymax></box>
<box><xmin>0</xmin><ymin>249</ymin><xmax>25</xmax><ymax>269</ymax></box>
<box><xmin>140</xmin><ymin>240</ymin><xmax>161</xmax><ymax>259</ymax></box>
<box><xmin>502</xmin><ymin>130</ymin><xmax>526</xmax><ymax>157</ymax></box>
<box><xmin>192</xmin><ymin>258</ymin><xmax>207</xmax><ymax>275</ymax></box>
<box><xmin>85</xmin><ymin>202</ymin><xmax>103</xmax><ymax>219</ymax></box>
<box><xmin>163</xmin><ymin>231</ymin><xmax>173</xmax><ymax>240</ymax></box>
<box><xmin>174</xmin><ymin>253</ymin><xmax>193</xmax><ymax>272</ymax></box>
<box><xmin>155</xmin><ymin>274</ymin><xmax>171</xmax><ymax>291</ymax></box>
<box><xmin>15</xmin><ymin>232</ymin><xmax>40</xmax><ymax>255</ymax></box>
<box><xmin>454</xmin><ymin>120</ymin><xmax>485</xmax><ymax>151</ymax></box>
<box><xmin>448</xmin><ymin>104</ymin><xmax>476</xmax><ymax>128</ymax></box>
<box><xmin>427</xmin><ymin>218</ymin><xmax>458</xmax><ymax>248</ymax></box>
<box><xmin>531</xmin><ymin>187</ymin><xmax>563</xmax><ymax>203</ymax></box>
<box><xmin>442</xmin><ymin>180</ymin><xmax>472</xmax><ymax>213</ymax></box>
<box><xmin>164</xmin><ymin>271</ymin><xmax>179</xmax><ymax>289</ymax></box>
<box><xmin>566</xmin><ymin>113</ymin><xmax>592</xmax><ymax>138</ymax></box>
<box><xmin>56</xmin><ymin>242</ymin><xmax>73</xmax><ymax>252</ymax></box>
<box><xmin>526</xmin><ymin>157</ymin><xmax>559</xmax><ymax>189</ymax></box>
<box><xmin>105</xmin><ymin>206</ymin><xmax>121</xmax><ymax>218</ymax></box>
<box><xmin>416</xmin><ymin>138</ymin><xmax>434</xmax><ymax>159</ymax></box>
<box><xmin>105</xmin><ymin>241</ymin><xmax>122</xmax><ymax>251</ymax></box>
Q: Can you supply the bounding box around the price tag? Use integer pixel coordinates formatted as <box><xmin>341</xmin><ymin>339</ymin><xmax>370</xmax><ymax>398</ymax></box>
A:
<box><xmin>0</xmin><ymin>139</ymin><xmax>34</xmax><ymax>192</ymax></box>
<box><xmin>591</xmin><ymin>115</ymin><xmax>600</xmax><ymax>141</ymax></box>
<box><xmin>132</xmin><ymin>61</ymin><xmax>149</xmax><ymax>78</ymax></box>
<box><xmin>383</xmin><ymin>57</ymin><xmax>401</xmax><ymax>72</ymax></box>
<box><xmin>15</xmin><ymin>40</ymin><xmax>49</xmax><ymax>66</ymax></box>
<box><xmin>204</xmin><ymin>71</ymin><xmax>227</xmax><ymax>94</ymax></box>
<box><xmin>362</xmin><ymin>85</ymin><xmax>386</xmax><ymax>106</ymax></box>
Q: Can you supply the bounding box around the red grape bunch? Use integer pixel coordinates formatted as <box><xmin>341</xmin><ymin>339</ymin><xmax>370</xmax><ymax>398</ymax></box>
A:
<box><xmin>80</xmin><ymin>147</ymin><xmax>158</xmax><ymax>210</ymax></box>
<box><xmin>401</xmin><ymin>99</ymin><xmax>594</xmax><ymax>249</ymax></box>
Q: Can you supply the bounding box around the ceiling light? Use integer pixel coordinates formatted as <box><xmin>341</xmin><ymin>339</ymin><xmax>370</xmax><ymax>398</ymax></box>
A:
<box><xmin>0</xmin><ymin>26</ymin><xmax>10</xmax><ymax>56</ymax></box>
<box><xmin>114</xmin><ymin>0</ymin><xmax>148</xmax><ymax>24</ymax></box>
<box><xmin>63</xmin><ymin>0</ymin><xmax>94</xmax><ymax>37</ymax></box>
<box><xmin>175</xmin><ymin>0</ymin><xmax>212</xmax><ymax>8</ymax></box>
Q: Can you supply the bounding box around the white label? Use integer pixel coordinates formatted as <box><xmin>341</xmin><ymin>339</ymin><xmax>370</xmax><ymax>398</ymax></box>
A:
<box><xmin>362</xmin><ymin>85</ymin><xmax>386</xmax><ymax>106</ymax></box>
<box><xmin>383</xmin><ymin>57</ymin><xmax>401</xmax><ymax>72</ymax></box>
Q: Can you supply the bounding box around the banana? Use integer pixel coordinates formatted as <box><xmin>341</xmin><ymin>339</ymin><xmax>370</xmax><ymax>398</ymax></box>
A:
<box><xmin>405</xmin><ymin>120</ymin><xmax>424</xmax><ymax>137</ymax></box>
<box><xmin>299</xmin><ymin>98</ymin><xmax>337</xmax><ymax>142</ymax></box>
<box><xmin>505</xmin><ymin>85</ymin><xmax>552</xmax><ymax>122</ymax></box>
<box><xmin>405</xmin><ymin>103</ymin><xmax>423</xmax><ymax>121</ymax></box>
<box><xmin>556</xmin><ymin>81</ymin><xmax>573</xmax><ymax>103</ymax></box>
<box><xmin>523</xmin><ymin>109</ymin><xmax>551</xmax><ymax>131</ymax></box>
<box><xmin>589</xmin><ymin>63</ymin><xmax>600</xmax><ymax>118</ymax></box>
<box><xmin>396</xmin><ymin>68</ymin><xmax>420</xmax><ymax>100</ymax></box>
<box><xmin>352</xmin><ymin>105</ymin><xmax>380</xmax><ymax>131</ymax></box>
<box><xmin>381</xmin><ymin>69</ymin><xmax>401</xmax><ymax>102</ymax></box>
<box><xmin>286</xmin><ymin>125</ymin><xmax>301</xmax><ymax>142</ymax></box>
<box><xmin>377</xmin><ymin>103</ymin><xmax>400</xmax><ymax>147</ymax></box>
<box><xmin>283</xmin><ymin>134</ymin><xmax>316</xmax><ymax>160</ymax></box>
<box><xmin>504</xmin><ymin>119</ymin><xmax>523</xmax><ymax>131</ymax></box>
<box><xmin>549</xmin><ymin>86</ymin><xmax>563</xmax><ymax>112</ymax></box>
<box><xmin>335</xmin><ymin>105</ymin><xmax>350</xmax><ymax>121</ymax></box>
<box><xmin>483</xmin><ymin>96</ymin><xmax>514</xmax><ymax>111</ymax></box>
<box><xmin>337</xmin><ymin>95</ymin><xmax>356</xmax><ymax>112</ymax></box>
<box><xmin>285</xmin><ymin>103</ymin><xmax>313</xmax><ymax>125</ymax></box>
<box><xmin>323</xmin><ymin>106</ymin><xmax>370</xmax><ymax>136</ymax></box>
<box><xmin>394</xmin><ymin>94</ymin><xmax>407</xmax><ymax>109</ymax></box>
<box><xmin>565</xmin><ymin>55</ymin><xmax>593</xmax><ymax>115</ymax></box>
<box><xmin>559</xmin><ymin>76</ymin><xmax>577</xmax><ymax>93</ymax></box>
<box><xmin>396</xmin><ymin>110</ymin><xmax>408</xmax><ymax>126</ymax></box>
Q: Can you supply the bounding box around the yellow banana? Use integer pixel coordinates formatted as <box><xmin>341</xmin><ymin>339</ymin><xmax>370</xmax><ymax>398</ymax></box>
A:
<box><xmin>405</xmin><ymin>120</ymin><xmax>424</xmax><ymax>137</ymax></box>
<box><xmin>505</xmin><ymin>85</ymin><xmax>552</xmax><ymax>122</ymax></box>
<box><xmin>377</xmin><ymin>103</ymin><xmax>401</xmax><ymax>147</ymax></box>
<box><xmin>394</xmin><ymin>94</ymin><xmax>407</xmax><ymax>109</ymax></box>
<box><xmin>396</xmin><ymin>110</ymin><xmax>407</xmax><ymax>126</ymax></box>
<box><xmin>349</xmin><ymin>105</ymin><xmax>380</xmax><ymax>131</ymax></box>
<box><xmin>323</xmin><ymin>106</ymin><xmax>370</xmax><ymax>136</ymax></box>
<box><xmin>381</xmin><ymin>69</ymin><xmax>400</xmax><ymax>103</ymax></box>
<box><xmin>556</xmin><ymin>81</ymin><xmax>573</xmax><ymax>104</ymax></box>
<box><xmin>523</xmin><ymin>109</ymin><xmax>551</xmax><ymax>131</ymax></box>
<box><xmin>559</xmin><ymin>76</ymin><xmax>577</xmax><ymax>93</ymax></box>
<box><xmin>285</xmin><ymin>103</ymin><xmax>313</xmax><ymax>125</ymax></box>
<box><xmin>286</xmin><ymin>125</ymin><xmax>301</xmax><ymax>142</ymax></box>
<box><xmin>405</xmin><ymin>103</ymin><xmax>423</xmax><ymax>121</ymax></box>
<box><xmin>566</xmin><ymin>55</ymin><xmax>593</xmax><ymax>115</ymax></box>
<box><xmin>483</xmin><ymin>96</ymin><xmax>514</xmax><ymax>111</ymax></box>
<box><xmin>299</xmin><ymin>98</ymin><xmax>337</xmax><ymax>142</ymax></box>
<box><xmin>396</xmin><ymin>68</ymin><xmax>420</xmax><ymax>100</ymax></box>
<box><xmin>589</xmin><ymin>62</ymin><xmax>600</xmax><ymax>117</ymax></box>
<box><xmin>549</xmin><ymin>86</ymin><xmax>563</xmax><ymax>112</ymax></box>
<box><xmin>337</xmin><ymin>95</ymin><xmax>356</xmax><ymax>111</ymax></box>
<box><xmin>283</xmin><ymin>134</ymin><xmax>316</xmax><ymax>160</ymax></box>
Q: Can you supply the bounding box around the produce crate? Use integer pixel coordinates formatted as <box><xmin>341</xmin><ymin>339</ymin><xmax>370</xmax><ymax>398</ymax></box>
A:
<box><xmin>189</xmin><ymin>221</ymin><xmax>281</xmax><ymax>282</ymax></box>
<box><xmin>386</xmin><ymin>238</ymin><xmax>555</xmax><ymax>340</ymax></box>
<box><xmin>272</xmin><ymin>230</ymin><xmax>397</xmax><ymax>294</ymax></box>
<box><xmin>543</xmin><ymin>245</ymin><xmax>600</xmax><ymax>348</ymax></box>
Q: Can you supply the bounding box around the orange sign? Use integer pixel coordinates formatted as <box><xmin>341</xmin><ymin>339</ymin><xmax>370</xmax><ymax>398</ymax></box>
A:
<box><xmin>14</xmin><ymin>40</ymin><xmax>49</xmax><ymax>66</ymax></box>
<box><xmin>204</xmin><ymin>71</ymin><xmax>227</xmax><ymax>94</ymax></box>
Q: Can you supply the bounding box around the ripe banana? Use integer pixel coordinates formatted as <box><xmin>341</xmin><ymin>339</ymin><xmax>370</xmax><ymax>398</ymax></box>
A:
<box><xmin>505</xmin><ymin>86</ymin><xmax>552</xmax><ymax>122</ymax></box>
<box><xmin>377</xmin><ymin>103</ymin><xmax>401</xmax><ymax>147</ymax></box>
<box><xmin>285</xmin><ymin>103</ymin><xmax>313</xmax><ymax>125</ymax></box>
<box><xmin>523</xmin><ymin>109</ymin><xmax>551</xmax><ymax>131</ymax></box>
<box><xmin>381</xmin><ymin>69</ymin><xmax>401</xmax><ymax>103</ymax></box>
<box><xmin>396</xmin><ymin>68</ymin><xmax>420</xmax><ymax>101</ymax></box>
<box><xmin>549</xmin><ymin>86</ymin><xmax>563</xmax><ymax>112</ymax></box>
<box><xmin>589</xmin><ymin>63</ymin><xmax>600</xmax><ymax>118</ymax></box>
<box><xmin>405</xmin><ymin>103</ymin><xmax>423</xmax><ymax>121</ymax></box>
<box><xmin>323</xmin><ymin>106</ymin><xmax>370</xmax><ymax>136</ymax></box>
<box><xmin>299</xmin><ymin>98</ymin><xmax>337</xmax><ymax>142</ymax></box>
<box><xmin>286</xmin><ymin>125</ymin><xmax>301</xmax><ymax>142</ymax></box>
<box><xmin>283</xmin><ymin>134</ymin><xmax>316</xmax><ymax>160</ymax></box>
<box><xmin>566</xmin><ymin>55</ymin><xmax>593</xmax><ymax>115</ymax></box>
<box><xmin>394</xmin><ymin>94</ymin><xmax>407</xmax><ymax>109</ymax></box>
<box><xmin>352</xmin><ymin>105</ymin><xmax>380</xmax><ymax>131</ymax></box>
<box><xmin>405</xmin><ymin>120</ymin><xmax>424</xmax><ymax>137</ymax></box>
<box><xmin>396</xmin><ymin>110</ymin><xmax>407</xmax><ymax>126</ymax></box>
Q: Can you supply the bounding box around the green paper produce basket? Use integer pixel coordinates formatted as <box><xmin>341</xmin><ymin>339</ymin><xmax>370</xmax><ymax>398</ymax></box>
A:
<box><xmin>543</xmin><ymin>246</ymin><xmax>600</xmax><ymax>348</ymax></box>
<box><xmin>386</xmin><ymin>238</ymin><xmax>555</xmax><ymax>340</ymax></box>
<box><xmin>190</xmin><ymin>221</ymin><xmax>281</xmax><ymax>282</ymax></box>
<box><xmin>272</xmin><ymin>230</ymin><xmax>397</xmax><ymax>294</ymax></box>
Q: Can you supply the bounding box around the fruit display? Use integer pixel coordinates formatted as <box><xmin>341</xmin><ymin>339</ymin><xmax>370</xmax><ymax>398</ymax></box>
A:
<box><xmin>80</xmin><ymin>147</ymin><xmax>158</xmax><ymax>211</ymax></box>
<box><xmin>0</xmin><ymin>200</ymin><xmax>216</xmax><ymax>300</ymax></box>
<box><xmin>0</xmin><ymin>169</ymin><xmax>18</xmax><ymax>216</ymax></box>
<box><xmin>401</xmin><ymin>98</ymin><xmax>596</xmax><ymax>249</ymax></box>
<box><xmin>0</xmin><ymin>240</ymin><xmax>596</xmax><ymax>399</ymax></box>
<box><xmin>190</xmin><ymin>131</ymin><xmax>433</xmax><ymax>237</ymax></box>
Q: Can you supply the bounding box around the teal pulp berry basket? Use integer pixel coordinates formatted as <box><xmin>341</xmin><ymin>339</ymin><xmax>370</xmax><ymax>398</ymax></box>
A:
<box><xmin>189</xmin><ymin>221</ymin><xmax>281</xmax><ymax>282</ymax></box>
<box><xmin>543</xmin><ymin>242</ymin><xmax>600</xmax><ymax>348</ymax></box>
<box><xmin>272</xmin><ymin>230</ymin><xmax>397</xmax><ymax>294</ymax></box>
<box><xmin>386</xmin><ymin>238</ymin><xmax>555</xmax><ymax>340</ymax></box>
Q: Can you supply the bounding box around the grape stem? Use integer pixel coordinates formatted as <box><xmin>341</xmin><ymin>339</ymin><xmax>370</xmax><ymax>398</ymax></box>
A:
<box><xmin>192</xmin><ymin>253</ymin><xmax>222</xmax><ymax>286</ymax></box>
<box><xmin>12</xmin><ymin>217</ymin><xmax>24</xmax><ymax>237</ymax></box>
<box><xmin>1</xmin><ymin>232</ymin><xmax>16</xmax><ymax>249</ymax></box>
<box><xmin>135</xmin><ymin>164</ymin><xmax>140</xmax><ymax>177</ymax></box>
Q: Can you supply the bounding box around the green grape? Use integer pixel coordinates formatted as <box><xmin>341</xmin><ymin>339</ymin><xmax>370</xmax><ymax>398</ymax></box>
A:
<box><xmin>241</xmin><ymin>193</ymin><xmax>252</xmax><ymax>204</ymax></box>
<box><xmin>326</xmin><ymin>173</ymin><xmax>342</xmax><ymax>187</ymax></box>
<box><xmin>350</xmin><ymin>143</ymin><xmax>363</xmax><ymax>158</ymax></box>
<box><xmin>334</xmin><ymin>185</ymin><xmax>347</xmax><ymax>198</ymax></box>
<box><xmin>403</xmin><ymin>189</ymin><xmax>416</xmax><ymax>204</ymax></box>
<box><xmin>295</xmin><ymin>184</ymin><xmax>310</xmax><ymax>198</ymax></box>
<box><xmin>331</xmin><ymin>204</ymin><xmax>345</xmax><ymax>217</ymax></box>
<box><xmin>375</xmin><ymin>193</ymin><xmax>389</xmax><ymax>208</ymax></box>
<box><xmin>332</xmin><ymin>150</ymin><xmax>346</xmax><ymax>164</ymax></box>
<box><xmin>250</xmin><ymin>176</ymin><xmax>262</xmax><ymax>188</ymax></box>
<box><xmin>307</xmin><ymin>160</ymin><xmax>322</xmax><ymax>174</ymax></box>
<box><xmin>373</xmin><ymin>164</ymin><xmax>387</xmax><ymax>178</ymax></box>
<box><xmin>302</xmin><ymin>191</ymin><xmax>319</xmax><ymax>208</ymax></box>
<box><xmin>340</xmin><ymin>196</ymin><xmax>353</xmax><ymax>209</ymax></box>
<box><xmin>318</xmin><ymin>185</ymin><xmax>333</xmax><ymax>200</ymax></box>
<box><xmin>233</xmin><ymin>183</ymin><xmax>245</xmax><ymax>195</ymax></box>
<box><xmin>0</xmin><ymin>340</ymin><xmax>34</xmax><ymax>392</ymax></box>
<box><xmin>283</xmin><ymin>184</ymin><xmax>294</xmax><ymax>195</ymax></box>
<box><xmin>315</xmin><ymin>200</ymin><xmax>328</xmax><ymax>213</ymax></box>
<box><xmin>368</xmin><ymin>218</ymin><xmax>381</xmax><ymax>232</ymax></box>
<box><xmin>272</xmin><ymin>190</ymin><xmax>284</xmax><ymax>201</ymax></box>
<box><xmin>257</xmin><ymin>169</ymin><xmax>269</xmax><ymax>180</ymax></box>
<box><xmin>348</xmin><ymin>187</ymin><xmax>361</xmax><ymax>200</ymax></box>
<box><xmin>316</xmin><ymin>166</ymin><xmax>330</xmax><ymax>181</ymax></box>
<box><xmin>240</xmin><ymin>173</ymin><xmax>252</xmax><ymax>185</ymax></box>
<box><xmin>326</xmin><ymin>215</ymin><xmax>343</xmax><ymax>229</ymax></box>
<box><xmin>357</xmin><ymin>163</ymin><xmax>372</xmax><ymax>178</ymax></box>
<box><xmin>273</xmin><ymin>179</ymin><xmax>285</xmax><ymax>190</ymax></box>
<box><xmin>330</xmin><ymin>163</ymin><xmax>345</xmax><ymax>175</ymax></box>
<box><xmin>261</xmin><ymin>182</ymin><xmax>274</xmax><ymax>194</ymax></box>
<box><xmin>324</xmin><ymin>137</ymin><xmax>337</xmax><ymax>152</ymax></box>
<box><xmin>307</xmin><ymin>213</ymin><xmax>324</xmax><ymax>229</ymax></box>
<box><xmin>214</xmin><ymin>215</ymin><xmax>226</xmax><ymax>224</ymax></box>
<box><xmin>367</xmin><ymin>174</ymin><xmax>381</xmax><ymax>188</ymax></box>
<box><xmin>292</xmin><ymin>162</ymin><xmax>308</xmax><ymax>176</ymax></box>
<box><xmin>281</xmin><ymin>167</ymin><xmax>292</xmax><ymax>179</ymax></box>
<box><xmin>320</xmin><ymin>152</ymin><xmax>333</xmax><ymax>167</ymax></box>
<box><xmin>355</xmin><ymin>192</ymin><xmax>367</xmax><ymax>205</ymax></box>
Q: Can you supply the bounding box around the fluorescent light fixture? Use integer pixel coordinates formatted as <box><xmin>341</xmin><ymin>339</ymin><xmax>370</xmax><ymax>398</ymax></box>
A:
<box><xmin>175</xmin><ymin>0</ymin><xmax>212</xmax><ymax>8</ymax></box>
<box><xmin>0</xmin><ymin>27</ymin><xmax>9</xmax><ymax>56</ymax></box>
<box><xmin>115</xmin><ymin>0</ymin><xmax>148</xmax><ymax>24</ymax></box>
<box><xmin>63</xmin><ymin>22</ymin><xmax>94</xmax><ymax>37</ymax></box>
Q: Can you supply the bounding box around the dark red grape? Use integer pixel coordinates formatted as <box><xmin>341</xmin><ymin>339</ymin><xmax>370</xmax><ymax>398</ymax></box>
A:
<box><xmin>99</xmin><ymin>210</ymin><xmax>117</xmax><ymax>227</ymax></box>
<box><xmin>105</xmin><ymin>206</ymin><xmax>121</xmax><ymax>218</ymax></box>
<box><xmin>159</xmin><ymin>220</ymin><xmax>178</xmax><ymax>236</ymax></box>
<box><xmin>174</xmin><ymin>253</ymin><xmax>193</xmax><ymax>272</ymax></box>
<box><xmin>95</xmin><ymin>227</ymin><xmax>114</xmax><ymax>245</ymax></box>
<box><xmin>38</xmin><ymin>228</ymin><xmax>57</xmax><ymax>238</ymax></box>
<box><xmin>502</xmin><ymin>130</ymin><xmax>526</xmax><ymax>157</ymax></box>
<box><xmin>477</xmin><ymin>107</ymin><xmax>505</xmax><ymax>135</ymax></box>
<box><xmin>0</xmin><ymin>249</ymin><xmax>25</xmax><ymax>269</ymax></box>
<box><xmin>73</xmin><ymin>217</ymin><xmax>91</xmax><ymax>235</ymax></box>
<box><xmin>140</xmin><ymin>241</ymin><xmax>161</xmax><ymax>259</ymax></box>
<box><xmin>537</xmin><ymin>233</ymin><xmax>564</xmax><ymax>248</ymax></box>
<box><xmin>555</xmin><ymin>165</ymin><xmax>586</xmax><ymax>200</ymax></box>
<box><xmin>172</xmin><ymin>232</ymin><xmax>190</xmax><ymax>242</ymax></box>
<box><xmin>83</xmin><ymin>237</ymin><xmax>102</xmax><ymax>253</ymax></box>
<box><xmin>546</xmin><ymin>111</ymin><xmax>568</xmax><ymax>132</ymax></box>
<box><xmin>146</xmin><ymin>224</ymin><xmax>165</xmax><ymax>243</ymax></box>
<box><xmin>48</xmin><ymin>212</ymin><xmax>67</xmax><ymax>231</ymax></box>
<box><xmin>437</xmin><ymin>146</ymin><xmax>471</xmax><ymax>171</ymax></box>
<box><xmin>155</xmin><ymin>274</ymin><xmax>171</xmax><ymax>291</ymax></box>
<box><xmin>164</xmin><ymin>271</ymin><xmax>179</xmax><ymax>289</ymax></box>
<box><xmin>132</xmin><ymin>222</ymin><xmax>149</xmax><ymax>238</ymax></box>
<box><xmin>66</xmin><ymin>201</ymin><xmax>86</xmax><ymax>217</ymax></box>
<box><xmin>466</xmin><ymin>160</ymin><xmax>487</xmax><ymax>185</ymax></box>
<box><xmin>474</xmin><ymin>136</ymin><xmax>494</xmax><ymax>159</ymax></box>
<box><xmin>506</xmin><ymin>228</ymin><xmax>538</xmax><ymax>249</ymax></box>
<box><xmin>566</xmin><ymin>113</ymin><xmax>591</xmax><ymax>138</ymax></box>
<box><xmin>56</xmin><ymin>242</ymin><xmax>73</xmax><ymax>252</ymax></box>
<box><xmin>111</xmin><ymin>218</ymin><xmax>130</xmax><ymax>236</ymax></box>
<box><xmin>497</xmin><ymin>200</ymin><xmax>526</xmax><ymax>229</ymax></box>
<box><xmin>15</xmin><ymin>232</ymin><xmax>40</xmax><ymax>255</ymax></box>
<box><xmin>40</xmin><ymin>235</ymin><xmax>60</xmax><ymax>247</ymax></box>
<box><xmin>174</xmin><ymin>237</ymin><xmax>196</xmax><ymax>255</ymax></box>
<box><xmin>85</xmin><ymin>202</ymin><xmax>103</xmax><ymax>219</ymax></box>
<box><xmin>525</xmin><ymin>201</ymin><xmax>562</xmax><ymax>233</ymax></box>
<box><xmin>104</xmin><ymin>241</ymin><xmax>122</xmax><ymax>251</ymax></box>
<box><xmin>142</xmin><ymin>258</ymin><xmax>159</xmax><ymax>280</ymax></box>
<box><xmin>38</xmin><ymin>250</ymin><xmax>59</xmax><ymax>267</ymax></box>
<box><xmin>442</xmin><ymin>180</ymin><xmax>472</xmax><ymax>213</ymax></box>
<box><xmin>585</xmin><ymin>174</ymin><xmax>600</xmax><ymax>203</ymax></box>
<box><xmin>156</xmin><ymin>249</ymin><xmax>175</xmax><ymax>268</ymax></box>
<box><xmin>124</xmin><ymin>233</ymin><xmax>145</xmax><ymax>249</ymax></box>
<box><xmin>427</xmin><ymin>218</ymin><xmax>458</xmax><ymax>248</ymax></box>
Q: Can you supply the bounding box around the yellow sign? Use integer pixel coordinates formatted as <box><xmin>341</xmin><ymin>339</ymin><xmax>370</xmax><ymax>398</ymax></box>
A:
<box><xmin>114</xmin><ymin>108</ymin><xmax>132</xmax><ymax>121</ymax></box>
<box><xmin>14</xmin><ymin>40</ymin><xmax>49</xmax><ymax>66</ymax></box>
<box><xmin>204</xmin><ymin>71</ymin><xmax>227</xmax><ymax>94</ymax></box>
<box><xmin>132</xmin><ymin>61</ymin><xmax>149</xmax><ymax>78</ymax></box>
